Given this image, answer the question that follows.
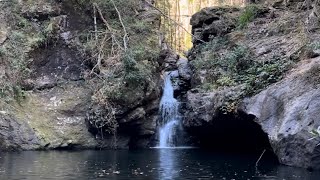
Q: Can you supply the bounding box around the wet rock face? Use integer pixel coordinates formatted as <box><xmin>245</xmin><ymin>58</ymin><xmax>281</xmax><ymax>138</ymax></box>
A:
<box><xmin>177</xmin><ymin>58</ymin><xmax>192</xmax><ymax>81</ymax></box>
<box><xmin>28</xmin><ymin>42</ymin><xmax>85</xmax><ymax>90</ymax></box>
<box><xmin>183</xmin><ymin>85</ymin><xmax>244</xmax><ymax>127</ymax></box>
<box><xmin>158</xmin><ymin>49</ymin><xmax>192</xmax><ymax>95</ymax></box>
<box><xmin>241</xmin><ymin>57</ymin><xmax>320</xmax><ymax>169</ymax></box>
<box><xmin>306</xmin><ymin>0</ymin><xmax>320</xmax><ymax>32</ymax></box>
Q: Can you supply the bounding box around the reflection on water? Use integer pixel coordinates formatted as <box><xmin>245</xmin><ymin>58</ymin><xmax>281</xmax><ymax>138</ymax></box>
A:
<box><xmin>159</xmin><ymin>149</ymin><xmax>177</xmax><ymax>180</ymax></box>
<box><xmin>0</xmin><ymin>149</ymin><xmax>319</xmax><ymax>180</ymax></box>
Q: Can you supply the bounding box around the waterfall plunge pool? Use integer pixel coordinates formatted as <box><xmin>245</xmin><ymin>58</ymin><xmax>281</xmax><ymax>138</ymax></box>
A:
<box><xmin>1</xmin><ymin>149</ymin><xmax>319</xmax><ymax>180</ymax></box>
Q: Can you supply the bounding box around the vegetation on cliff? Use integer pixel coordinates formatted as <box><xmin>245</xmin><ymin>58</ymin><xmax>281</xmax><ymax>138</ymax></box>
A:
<box><xmin>0</xmin><ymin>0</ymin><xmax>163</xmax><ymax>148</ymax></box>
<box><xmin>76</xmin><ymin>0</ymin><xmax>161</xmax><ymax>136</ymax></box>
<box><xmin>188</xmin><ymin>1</ymin><xmax>319</xmax><ymax>113</ymax></box>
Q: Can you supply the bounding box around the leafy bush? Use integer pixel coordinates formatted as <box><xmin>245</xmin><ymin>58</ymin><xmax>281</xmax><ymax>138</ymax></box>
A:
<box><xmin>122</xmin><ymin>51</ymin><xmax>152</xmax><ymax>86</ymax></box>
<box><xmin>0</xmin><ymin>3</ymin><xmax>51</xmax><ymax>102</ymax></box>
<box><xmin>238</xmin><ymin>5</ymin><xmax>259</xmax><ymax>29</ymax></box>
<box><xmin>191</xmin><ymin>37</ymin><xmax>293</xmax><ymax>114</ymax></box>
<box><xmin>216</xmin><ymin>76</ymin><xmax>236</xmax><ymax>87</ymax></box>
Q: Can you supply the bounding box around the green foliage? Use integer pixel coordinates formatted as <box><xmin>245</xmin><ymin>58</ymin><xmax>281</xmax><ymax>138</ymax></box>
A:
<box><xmin>191</xmin><ymin>37</ymin><xmax>293</xmax><ymax>114</ymax></box>
<box><xmin>1</xmin><ymin>30</ymin><xmax>35</xmax><ymax>79</ymax></box>
<box><xmin>12</xmin><ymin>85</ymin><xmax>27</xmax><ymax>103</ymax></box>
<box><xmin>0</xmin><ymin>3</ymin><xmax>51</xmax><ymax>102</ymax></box>
<box><xmin>238</xmin><ymin>5</ymin><xmax>259</xmax><ymax>29</ymax></box>
<box><xmin>0</xmin><ymin>47</ymin><xmax>6</xmax><ymax>57</ymax></box>
<box><xmin>309</xmin><ymin>42</ymin><xmax>320</xmax><ymax>50</ymax></box>
<box><xmin>240</xmin><ymin>55</ymin><xmax>292</xmax><ymax>95</ymax></box>
<box><xmin>129</xmin><ymin>20</ymin><xmax>153</xmax><ymax>34</ymax></box>
<box><xmin>200</xmin><ymin>83</ymin><xmax>216</xmax><ymax>92</ymax></box>
<box><xmin>191</xmin><ymin>38</ymin><xmax>228</xmax><ymax>70</ymax></box>
<box><xmin>122</xmin><ymin>49</ymin><xmax>153</xmax><ymax>86</ymax></box>
<box><xmin>216</xmin><ymin>76</ymin><xmax>236</xmax><ymax>87</ymax></box>
<box><xmin>222</xmin><ymin>46</ymin><xmax>253</xmax><ymax>73</ymax></box>
<box><xmin>0</xmin><ymin>85</ymin><xmax>26</xmax><ymax>103</ymax></box>
<box><xmin>193</xmin><ymin>40</ymin><xmax>292</xmax><ymax>94</ymax></box>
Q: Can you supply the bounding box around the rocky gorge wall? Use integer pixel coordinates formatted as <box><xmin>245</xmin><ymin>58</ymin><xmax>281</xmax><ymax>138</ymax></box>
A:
<box><xmin>182</xmin><ymin>0</ymin><xmax>320</xmax><ymax>169</ymax></box>
<box><xmin>0</xmin><ymin>0</ymin><xmax>320</xmax><ymax>171</ymax></box>
<box><xmin>0</xmin><ymin>0</ymin><xmax>162</xmax><ymax>150</ymax></box>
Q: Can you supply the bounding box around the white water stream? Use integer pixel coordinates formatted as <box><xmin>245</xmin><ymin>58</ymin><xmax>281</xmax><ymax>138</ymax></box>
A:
<box><xmin>158</xmin><ymin>73</ymin><xmax>180</xmax><ymax>147</ymax></box>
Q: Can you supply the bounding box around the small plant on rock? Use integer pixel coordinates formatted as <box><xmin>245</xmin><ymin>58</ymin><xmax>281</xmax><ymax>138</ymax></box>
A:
<box><xmin>308</xmin><ymin>126</ymin><xmax>320</xmax><ymax>146</ymax></box>
<box><xmin>238</xmin><ymin>5</ymin><xmax>259</xmax><ymax>29</ymax></box>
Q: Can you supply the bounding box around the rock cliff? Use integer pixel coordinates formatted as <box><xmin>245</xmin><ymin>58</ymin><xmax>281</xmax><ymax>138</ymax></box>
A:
<box><xmin>0</xmin><ymin>0</ymin><xmax>161</xmax><ymax>150</ymax></box>
<box><xmin>184</xmin><ymin>0</ymin><xmax>320</xmax><ymax>169</ymax></box>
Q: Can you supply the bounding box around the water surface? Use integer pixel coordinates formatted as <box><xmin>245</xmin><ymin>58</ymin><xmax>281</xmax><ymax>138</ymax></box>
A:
<box><xmin>0</xmin><ymin>149</ymin><xmax>319</xmax><ymax>180</ymax></box>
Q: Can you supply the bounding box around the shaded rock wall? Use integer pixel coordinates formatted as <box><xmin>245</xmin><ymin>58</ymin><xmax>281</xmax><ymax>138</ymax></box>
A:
<box><xmin>184</xmin><ymin>0</ymin><xmax>320</xmax><ymax>169</ymax></box>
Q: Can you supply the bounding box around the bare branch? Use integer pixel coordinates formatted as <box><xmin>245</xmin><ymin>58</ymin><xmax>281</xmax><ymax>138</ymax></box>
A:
<box><xmin>110</xmin><ymin>0</ymin><xmax>129</xmax><ymax>51</ymax></box>
<box><xmin>143</xmin><ymin>0</ymin><xmax>205</xmax><ymax>43</ymax></box>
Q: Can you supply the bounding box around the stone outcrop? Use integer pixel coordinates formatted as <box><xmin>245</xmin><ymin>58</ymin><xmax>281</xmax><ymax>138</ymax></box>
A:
<box><xmin>183</xmin><ymin>85</ymin><xmax>244</xmax><ymax>127</ymax></box>
<box><xmin>241</xmin><ymin>57</ymin><xmax>320</xmax><ymax>169</ymax></box>
<box><xmin>190</xmin><ymin>7</ymin><xmax>238</xmax><ymax>44</ymax></box>
<box><xmin>0</xmin><ymin>113</ymin><xmax>41</xmax><ymax>150</ymax></box>
<box><xmin>177</xmin><ymin>57</ymin><xmax>192</xmax><ymax>81</ymax></box>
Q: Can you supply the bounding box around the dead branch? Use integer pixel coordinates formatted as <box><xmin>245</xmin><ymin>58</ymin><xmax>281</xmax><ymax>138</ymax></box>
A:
<box><xmin>110</xmin><ymin>0</ymin><xmax>129</xmax><ymax>51</ymax></box>
<box><xmin>93</xmin><ymin>3</ymin><xmax>98</xmax><ymax>41</ymax></box>
<box><xmin>90</xmin><ymin>3</ymin><xmax>125</xmax><ymax>75</ymax></box>
<box><xmin>255</xmin><ymin>149</ymin><xmax>266</xmax><ymax>167</ymax></box>
<box><xmin>93</xmin><ymin>3</ymin><xmax>112</xmax><ymax>32</ymax></box>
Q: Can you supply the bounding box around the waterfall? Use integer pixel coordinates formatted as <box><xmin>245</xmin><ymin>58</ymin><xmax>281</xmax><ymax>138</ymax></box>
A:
<box><xmin>158</xmin><ymin>73</ymin><xmax>180</xmax><ymax>147</ymax></box>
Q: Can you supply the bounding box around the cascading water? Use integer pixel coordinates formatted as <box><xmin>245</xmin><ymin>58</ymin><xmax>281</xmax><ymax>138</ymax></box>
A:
<box><xmin>158</xmin><ymin>73</ymin><xmax>181</xmax><ymax>147</ymax></box>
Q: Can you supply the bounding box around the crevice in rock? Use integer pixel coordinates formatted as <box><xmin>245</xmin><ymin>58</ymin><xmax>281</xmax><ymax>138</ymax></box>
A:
<box><xmin>204</xmin><ymin>16</ymin><xmax>220</xmax><ymax>25</ymax></box>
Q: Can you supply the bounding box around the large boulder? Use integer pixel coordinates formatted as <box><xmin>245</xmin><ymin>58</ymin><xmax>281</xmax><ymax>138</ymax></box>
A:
<box><xmin>306</xmin><ymin>0</ymin><xmax>320</xmax><ymax>32</ymax></box>
<box><xmin>183</xmin><ymin>85</ymin><xmax>244</xmax><ymax>127</ymax></box>
<box><xmin>177</xmin><ymin>57</ymin><xmax>192</xmax><ymax>81</ymax></box>
<box><xmin>241</xmin><ymin>57</ymin><xmax>320</xmax><ymax>169</ymax></box>
<box><xmin>12</xmin><ymin>82</ymin><xmax>98</xmax><ymax>150</ymax></box>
